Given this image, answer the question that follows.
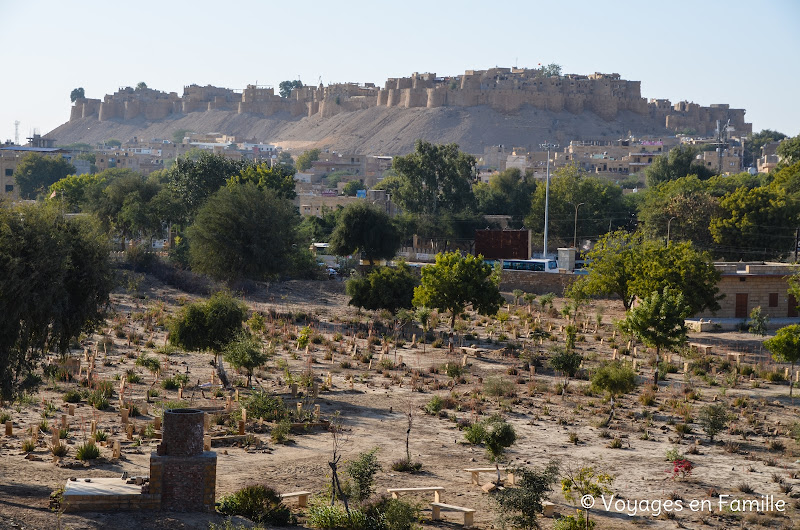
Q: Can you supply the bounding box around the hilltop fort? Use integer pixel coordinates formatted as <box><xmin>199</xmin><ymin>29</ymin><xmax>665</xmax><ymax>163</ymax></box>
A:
<box><xmin>69</xmin><ymin>66</ymin><xmax>750</xmax><ymax>138</ymax></box>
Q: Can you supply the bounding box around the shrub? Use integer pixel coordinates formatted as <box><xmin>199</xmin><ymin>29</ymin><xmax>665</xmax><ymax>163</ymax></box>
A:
<box><xmin>608</xmin><ymin>437</ymin><xmax>623</xmax><ymax>449</ymax></box>
<box><xmin>87</xmin><ymin>390</ymin><xmax>109</xmax><ymax>410</ymax></box>
<box><xmin>76</xmin><ymin>442</ymin><xmax>100</xmax><ymax>461</ymax></box>
<box><xmin>665</xmin><ymin>447</ymin><xmax>684</xmax><ymax>461</ymax></box>
<box><xmin>698</xmin><ymin>403</ymin><xmax>729</xmax><ymax>442</ymax></box>
<box><xmin>50</xmin><ymin>443</ymin><xmax>68</xmax><ymax>458</ymax></box>
<box><xmin>62</xmin><ymin>389</ymin><xmax>83</xmax><ymax>403</ymax></box>
<box><xmin>307</xmin><ymin>503</ymin><xmax>366</xmax><ymax>529</ymax></box>
<box><xmin>217</xmin><ymin>484</ymin><xmax>291</xmax><ymax>526</ymax></box>
<box><xmin>95</xmin><ymin>380</ymin><xmax>114</xmax><ymax>398</ymax></box>
<box><xmin>346</xmin><ymin>448</ymin><xmax>381</xmax><ymax>503</ymax></box>
<box><xmin>492</xmin><ymin>462</ymin><xmax>559</xmax><ymax>529</ymax></box>
<box><xmin>161</xmin><ymin>377</ymin><xmax>181</xmax><ymax>390</ymax></box>
<box><xmin>362</xmin><ymin>496</ymin><xmax>420</xmax><ymax>530</ymax></box>
<box><xmin>22</xmin><ymin>439</ymin><xmax>36</xmax><ymax>453</ymax></box>
<box><xmin>270</xmin><ymin>419</ymin><xmax>291</xmax><ymax>444</ymax></box>
<box><xmin>464</xmin><ymin>422</ymin><xmax>488</xmax><ymax>445</ymax></box>
<box><xmin>424</xmin><ymin>396</ymin><xmax>443</xmax><ymax>415</ymax></box>
<box><xmin>554</xmin><ymin>511</ymin><xmax>595</xmax><ymax>530</ymax></box>
<box><xmin>125</xmin><ymin>370</ymin><xmax>142</xmax><ymax>384</ymax></box>
<box><xmin>391</xmin><ymin>459</ymin><xmax>422</xmax><ymax>473</ymax></box>
<box><xmin>244</xmin><ymin>391</ymin><xmax>286</xmax><ymax>421</ymax></box>
<box><xmin>93</xmin><ymin>430</ymin><xmax>108</xmax><ymax>442</ymax></box>
<box><xmin>484</xmin><ymin>376</ymin><xmax>516</xmax><ymax>399</ymax></box>
<box><xmin>667</xmin><ymin>459</ymin><xmax>693</xmax><ymax>480</ymax></box>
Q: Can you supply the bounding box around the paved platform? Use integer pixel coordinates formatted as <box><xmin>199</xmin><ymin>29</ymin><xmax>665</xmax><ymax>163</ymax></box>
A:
<box><xmin>64</xmin><ymin>477</ymin><xmax>142</xmax><ymax>496</ymax></box>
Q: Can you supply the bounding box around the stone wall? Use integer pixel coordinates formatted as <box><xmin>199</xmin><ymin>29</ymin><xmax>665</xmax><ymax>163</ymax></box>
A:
<box><xmin>498</xmin><ymin>270</ymin><xmax>578</xmax><ymax>295</ymax></box>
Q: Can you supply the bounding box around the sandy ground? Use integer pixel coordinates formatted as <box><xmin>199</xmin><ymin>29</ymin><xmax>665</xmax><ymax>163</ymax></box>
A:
<box><xmin>1</xmin><ymin>275</ymin><xmax>799</xmax><ymax>530</ymax></box>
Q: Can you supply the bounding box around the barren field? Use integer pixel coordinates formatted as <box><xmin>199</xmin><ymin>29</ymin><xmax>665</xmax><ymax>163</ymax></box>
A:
<box><xmin>1</xmin><ymin>274</ymin><xmax>798</xmax><ymax>530</ymax></box>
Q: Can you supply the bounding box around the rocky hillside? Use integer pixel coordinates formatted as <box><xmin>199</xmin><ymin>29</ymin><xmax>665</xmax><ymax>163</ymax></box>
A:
<box><xmin>48</xmin><ymin>104</ymin><xmax>671</xmax><ymax>155</ymax></box>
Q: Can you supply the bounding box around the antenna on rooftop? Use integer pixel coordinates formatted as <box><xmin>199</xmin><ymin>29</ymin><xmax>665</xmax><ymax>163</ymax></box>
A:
<box><xmin>14</xmin><ymin>121</ymin><xmax>20</xmax><ymax>145</ymax></box>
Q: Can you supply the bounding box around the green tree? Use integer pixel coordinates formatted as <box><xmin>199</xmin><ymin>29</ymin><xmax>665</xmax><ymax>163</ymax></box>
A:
<box><xmin>105</xmin><ymin>139</ymin><xmax>122</xmax><ymax>148</ymax></box>
<box><xmin>474</xmin><ymin>168</ymin><xmax>536</xmax><ymax>220</ymax></box>
<box><xmin>620</xmin><ymin>287</ymin><xmax>690</xmax><ymax>365</ymax></box>
<box><xmin>538</xmin><ymin>64</ymin><xmax>562</xmax><ymax>78</ymax></box>
<box><xmin>386</xmin><ymin>140</ymin><xmax>477</xmax><ymax>221</ymax></box>
<box><xmin>346</xmin><ymin>264</ymin><xmax>418</xmax><ymax>314</ymax></box>
<box><xmin>13</xmin><ymin>153</ymin><xmax>76</xmax><ymax>199</ymax></box>
<box><xmin>763</xmin><ymin>325</ymin><xmax>800</xmax><ymax>398</ymax></box>
<box><xmin>169</xmin><ymin>292</ymin><xmax>247</xmax><ymax>379</ymax></box>
<box><xmin>295</xmin><ymin>148</ymin><xmax>320</xmax><ymax>172</ymax></box>
<box><xmin>166</xmin><ymin>151</ymin><xmax>252</xmax><ymax>224</ymax></box>
<box><xmin>172</xmin><ymin>129</ymin><xmax>192</xmax><ymax>144</ymax></box>
<box><xmin>491</xmin><ymin>462</ymin><xmax>559</xmax><ymax>530</ymax></box>
<box><xmin>136</xmin><ymin>82</ymin><xmax>148</xmax><ymax>90</ymax></box>
<box><xmin>561</xmin><ymin>465</ymin><xmax>614</xmax><ymax>529</ymax></box>
<box><xmin>48</xmin><ymin>172</ymin><xmax>110</xmax><ymax>212</ymax></box>
<box><xmin>70</xmin><ymin>87</ymin><xmax>85</xmax><ymax>102</ymax></box>
<box><xmin>342</xmin><ymin>180</ymin><xmax>363</xmax><ymax>196</ymax></box>
<box><xmin>698</xmin><ymin>403</ymin><xmax>730</xmax><ymax>442</ymax></box>
<box><xmin>297</xmin><ymin>206</ymin><xmax>342</xmax><ymax>245</ymax></box>
<box><xmin>709</xmin><ymin>184</ymin><xmax>800</xmax><ymax>260</ymax></box>
<box><xmin>525</xmin><ymin>164</ymin><xmax>633</xmax><ymax>249</ymax></box>
<box><xmin>573</xmin><ymin>231</ymin><xmax>720</xmax><ymax>314</ymax></box>
<box><xmin>277</xmin><ymin>151</ymin><xmax>294</xmax><ymax>166</ymax></box>
<box><xmin>748</xmin><ymin>306</ymin><xmax>769</xmax><ymax>336</ymax></box>
<box><xmin>0</xmin><ymin>203</ymin><xmax>112</xmax><ymax>401</ymax></box>
<box><xmin>329</xmin><ymin>203</ymin><xmax>400</xmax><ymax>267</ymax></box>
<box><xmin>744</xmin><ymin>129</ymin><xmax>787</xmax><ymax>167</ymax></box>
<box><xmin>549</xmin><ymin>347</ymin><xmax>583</xmax><ymax>398</ymax></box>
<box><xmin>187</xmin><ymin>182</ymin><xmax>298</xmax><ymax>282</ymax></box>
<box><xmin>591</xmin><ymin>361</ymin><xmax>636</xmax><ymax>419</ymax></box>
<box><xmin>777</xmin><ymin>136</ymin><xmax>800</xmax><ymax>166</ymax></box>
<box><xmin>468</xmin><ymin>416</ymin><xmax>517</xmax><ymax>483</ymax></box>
<box><xmin>645</xmin><ymin>145</ymin><xmax>713</xmax><ymax>187</ymax></box>
<box><xmin>278</xmin><ymin>80</ymin><xmax>303</xmax><ymax>99</ymax></box>
<box><xmin>413</xmin><ymin>251</ymin><xmax>503</xmax><ymax>330</ymax></box>
<box><xmin>91</xmin><ymin>172</ymin><xmax>162</xmax><ymax>239</ymax></box>
<box><xmin>228</xmin><ymin>162</ymin><xmax>297</xmax><ymax>199</ymax></box>
<box><xmin>223</xmin><ymin>334</ymin><xmax>268</xmax><ymax>387</ymax></box>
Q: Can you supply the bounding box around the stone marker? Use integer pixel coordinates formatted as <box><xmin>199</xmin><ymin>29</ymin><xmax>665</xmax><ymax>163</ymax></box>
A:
<box><xmin>68</xmin><ymin>404</ymin><xmax>75</xmax><ymax>416</ymax></box>
<box><xmin>121</xmin><ymin>408</ymin><xmax>129</xmax><ymax>424</ymax></box>
<box><xmin>153</xmin><ymin>417</ymin><xmax>161</xmax><ymax>430</ymax></box>
<box><xmin>5</xmin><ymin>421</ymin><xmax>11</xmax><ymax>436</ymax></box>
<box><xmin>203</xmin><ymin>434</ymin><xmax>211</xmax><ymax>451</ymax></box>
<box><xmin>112</xmin><ymin>440</ymin><xmax>121</xmax><ymax>458</ymax></box>
<box><xmin>238</xmin><ymin>420</ymin><xmax>245</xmax><ymax>435</ymax></box>
<box><xmin>61</xmin><ymin>415</ymin><xmax>67</xmax><ymax>429</ymax></box>
<box><xmin>126</xmin><ymin>424</ymin><xmax>133</xmax><ymax>440</ymax></box>
<box><xmin>291</xmin><ymin>383</ymin><xmax>298</xmax><ymax>397</ymax></box>
<box><xmin>313</xmin><ymin>404</ymin><xmax>321</xmax><ymax>419</ymax></box>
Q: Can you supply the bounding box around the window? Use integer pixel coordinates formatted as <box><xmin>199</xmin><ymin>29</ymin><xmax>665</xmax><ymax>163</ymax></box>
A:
<box><xmin>5</xmin><ymin>184</ymin><xmax>13</xmax><ymax>192</ymax></box>
<box><xmin>4</xmin><ymin>168</ymin><xmax>12</xmax><ymax>176</ymax></box>
<box><xmin>769</xmin><ymin>293</ymin><xmax>778</xmax><ymax>307</ymax></box>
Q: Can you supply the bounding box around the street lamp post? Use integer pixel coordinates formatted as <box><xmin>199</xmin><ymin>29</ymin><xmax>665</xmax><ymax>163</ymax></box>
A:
<box><xmin>541</xmin><ymin>142</ymin><xmax>558</xmax><ymax>257</ymax></box>
<box><xmin>570</xmin><ymin>202</ymin><xmax>585</xmax><ymax>249</ymax></box>
<box><xmin>666</xmin><ymin>216</ymin><xmax>677</xmax><ymax>246</ymax></box>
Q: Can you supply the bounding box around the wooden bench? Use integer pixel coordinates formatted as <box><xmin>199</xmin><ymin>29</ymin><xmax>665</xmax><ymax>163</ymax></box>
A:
<box><xmin>386</xmin><ymin>486</ymin><xmax>444</xmax><ymax>502</ymax></box>
<box><xmin>542</xmin><ymin>501</ymin><xmax>556</xmax><ymax>517</ymax></box>
<box><xmin>464</xmin><ymin>467</ymin><xmax>515</xmax><ymax>485</ymax></box>
<box><xmin>280</xmin><ymin>491</ymin><xmax>312</xmax><ymax>507</ymax></box>
<box><xmin>431</xmin><ymin>502</ymin><xmax>476</xmax><ymax>528</ymax></box>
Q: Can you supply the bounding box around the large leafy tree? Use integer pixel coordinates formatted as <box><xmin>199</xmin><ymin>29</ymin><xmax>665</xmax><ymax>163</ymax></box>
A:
<box><xmin>645</xmin><ymin>145</ymin><xmax>713</xmax><ymax>187</ymax></box>
<box><xmin>14</xmin><ymin>153</ymin><xmax>76</xmax><ymax>199</ymax></box>
<box><xmin>763</xmin><ymin>325</ymin><xmax>800</xmax><ymax>398</ymax></box>
<box><xmin>70</xmin><ymin>87</ymin><xmax>85</xmax><ymax>102</ymax></box>
<box><xmin>573</xmin><ymin>230</ymin><xmax>720</xmax><ymax>314</ymax></box>
<box><xmin>474</xmin><ymin>168</ymin><xmax>536</xmax><ymax>221</ymax></box>
<box><xmin>328</xmin><ymin>202</ymin><xmax>400</xmax><ymax>266</ymax></box>
<box><xmin>413</xmin><ymin>251</ymin><xmax>503</xmax><ymax>330</ymax></box>
<box><xmin>187</xmin><ymin>182</ymin><xmax>298</xmax><ymax>282</ymax></box>
<box><xmin>525</xmin><ymin>164</ymin><xmax>634</xmax><ymax>249</ymax></box>
<box><xmin>228</xmin><ymin>162</ymin><xmax>297</xmax><ymax>200</ymax></box>
<box><xmin>166</xmin><ymin>152</ymin><xmax>251</xmax><ymax>224</ymax></box>
<box><xmin>709</xmin><ymin>184</ymin><xmax>800</xmax><ymax>260</ymax></box>
<box><xmin>744</xmin><ymin>129</ymin><xmax>787</xmax><ymax>167</ymax></box>
<box><xmin>620</xmin><ymin>287</ymin><xmax>690</xmax><ymax>383</ymax></box>
<box><xmin>346</xmin><ymin>264</ymin><xmax>418</xmax><ymax>314</ymax></box>
<box><xmin>278</xmin><ymin>80</ymin><xmax>303</xmax><ymax>99</ymax></box>
<box><xmin>92</xmin><ymin>172</ymin><xmax>162</xmax><ymax>239</ymax></box>
<box><xmin>591</xmin><ymin>361</ymin><xmax>636</xmax><ymax>419</ymax></box>
<box><xmin>386</xmin><ymin>140</ymin><xmax>477</xmax><ymax>220</ymax></box>
<box><xmin>0</xmin><ymin>203</ymin><xmax>112</xmax><ymax>401</ymax></box>
<box><xmin>295</xmin><ymin>148</ymin><xmax>320</xmax><ymax>172</ymax></box>
<box><xmin>777</xmin><ymin>136</ymin><xmax>800</xmax><ymax>166</ymax></box>
<box><xmin>491</xmin><ymin>462</ymin><xmax>559</xmax><ymax>530</ymax></box>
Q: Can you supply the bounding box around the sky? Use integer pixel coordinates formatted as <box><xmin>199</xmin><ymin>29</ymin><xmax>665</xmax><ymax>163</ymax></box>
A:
<box><xmin>0</xmin><ymin>0</ymin><xmax>798</xmax><ymax>144</ymax></box>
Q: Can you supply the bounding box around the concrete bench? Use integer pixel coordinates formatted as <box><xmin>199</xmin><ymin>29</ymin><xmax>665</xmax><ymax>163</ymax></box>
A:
<box><xmin>431</xmin><ymin>502</ymin><xmax>476</xmax><ymax>528</ymax></box>
<box><xmin>280</xmin><ymin>491</ymin><xmax>311</xmax><ymax>507</ymax></box>
<box><xmin>387</xmin><ymin>486</ymin><xmax>444</xmax><ymax>502</ymax></box>
<box><xmin>464</xmin><ymin>467</ymin><xmax>515</xmax><ymax>485</ymax></box>
<box><xmin>689</xmin><ymin>343</ymin><xmax>712</xmax><ymax>355</ymax></box>
<box><xmin>542</xmin><ymin>501</ymin><xmax>556</xmax><ymax>517</ymax></box>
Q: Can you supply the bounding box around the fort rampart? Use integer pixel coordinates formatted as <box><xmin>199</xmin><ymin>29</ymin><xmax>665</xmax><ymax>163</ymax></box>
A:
<box><xmin>68</xmin><ymin>67</ymin><xmax>750</xmax><ymax>136</ymax></box>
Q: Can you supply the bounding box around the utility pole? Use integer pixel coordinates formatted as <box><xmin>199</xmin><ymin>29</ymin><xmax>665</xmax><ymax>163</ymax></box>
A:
<box><xmin>540</xmin><ymin>142</ymin><xmax>558</xmax><ymax>257</ymax></box>
<box><xmin>570</xmin><ymin>202</ymin><xmax>585</xmax><ymax>248</ymax></box>
<box><xmin>667</xmin><ymin>216</ymin><xmax>677</xmax><ymax>246</ymax></box>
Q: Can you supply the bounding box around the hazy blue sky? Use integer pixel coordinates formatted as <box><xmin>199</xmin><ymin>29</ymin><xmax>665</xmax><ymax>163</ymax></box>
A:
<box><xmin>1</xmin><ymin>0</ymin><xmax>797</xmax><ymax>145</ymax></box>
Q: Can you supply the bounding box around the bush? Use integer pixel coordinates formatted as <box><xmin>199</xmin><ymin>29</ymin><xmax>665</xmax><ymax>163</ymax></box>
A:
<box><xmin>346</xmin><ymin>448</ymin><xmax>381</xmax><ymax>503</ymax></box>
<box><xmin>93</xmin><ymin>430</ymin><xmax>108</xmax><ymax>442</ymax></box>
<box><xmin>95</xmin><ymin>380</ymin><xmax>114</xmax><ymax>398</ymax></box>
<box><xmin>307</xmin><ymin>503</ymin><xmax>366</xmax><ymax>529</ymax></box>
<box><xmin>87</xmin><ymin>389</ymin><xmax>109</xmax><ymax>410</ymax></box>
<box><xmin>76</xmin><ymin>442</ymin><xmax>100</xmax><ymax>461</ymax></box>
<box><xmin>484</xmin><ymin>376</ymin><xmax>515</xmax><ymax>398</ymax></box>
<box><xmin>390</xmin><ymin>459</ymin><xmax>422</xmax><ymax>473</ymax></box>
<box><xmin>271</xmin><ymin>419</ymin><xmax>291</xmax><ymax>444</ymax></box>
<box><xmin>244</xmin><ymin>391</ymin><xmax>286</xmax><ymax>421</ymax></box>
<box><xmin>50</xmin><ymin>443</ymin><xmax>68</xmax><ymax>458</ymax></box>
<box><xmin>554</xmin><ymin>511</ymin><xmax>595</xmax><ymax>530</ymax></box>
<box><xmin>62</xmin><ymin>389</ymin><xmax>83</xmax><ymax>403</ymax></box>
<box><xmin>424</xmin><ymin>396</ymin><xmax>443</xmax><ymax>415</ymax></box>
<box><xmin>464</xmin><ymin>422</ymin><xmax>488</xmax><ymax>445</ymax></box>
<box><xmin>493</xmin><ymin>463</ymin><xmax>560</xmax><ymax>529</ymax></box>
<box><xmin>217</xmin><ymin>484</ymin><xmax>291</xmax><ymax>526</ymax></box>
<box><xmin>362</xmin><ymin>496</ymin><xmax>420</xmax><ymax>530</ymax></box>
<box><xmin>22</xmin><ymin>439</ymin><xmax>36</xmax><ymax>453</ymax></box>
